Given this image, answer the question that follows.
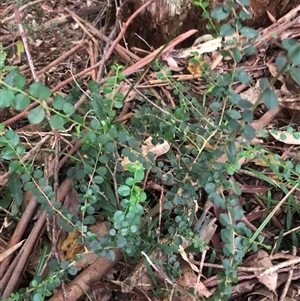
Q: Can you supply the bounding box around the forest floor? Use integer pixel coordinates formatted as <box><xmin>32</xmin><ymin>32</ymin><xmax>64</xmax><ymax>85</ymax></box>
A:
<box><xmin>1</xmin><ymin>1</ymin><xmax>300</xmax><ymax>301</ymax></box>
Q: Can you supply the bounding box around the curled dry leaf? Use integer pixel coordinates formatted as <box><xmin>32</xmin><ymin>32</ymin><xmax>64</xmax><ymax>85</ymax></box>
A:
<box><xmin>178</xmin><ymin>245</ymin><xmax>199</xmax><ymax>273</ymax></box>
<box><xmin>60</xmin><ymin>222</ymin><xmax>110</xmax><ymax>271</ymax></box>
<box><xmin>61</xmin><ymin>229</ymin><xmax>85</xmax><ymax>261</ymax></box>
<box><xmin>177</xmin><ymin>259</ymin><xmax>212</xmax><ymax>300</ymax></box>
<box><xmin>247</xmin><ymin>286</ymin><xmax>278</xmax><ymax>301</ymax></box>
<box><xmin>121</xmin><ymin>136</ymin><xmax>170</xmax><ymax>169</ymax></box>
<box><xmin>246</xmin><ymin>250</ymin><xmax>278</xmax><ymax>292</ymax></box>
<box><xmin>87</xmin><ymin>282</ymin><xmax>112</xmax><ymax>301</ymax></box>
<box><xmin>174</xmin><ymin>35</ymin><xmax>222</xmax><ymax>58</ymax></box>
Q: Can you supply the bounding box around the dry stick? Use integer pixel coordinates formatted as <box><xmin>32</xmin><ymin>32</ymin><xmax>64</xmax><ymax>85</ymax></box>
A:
<box><xmin>122</xmin><ymin>29</ymin><xmax>198</xmax><ymax>76</ymax></box>
<box><xmin>124</xmin><ymin>78</ymin><xmax>184</xmax><ymax>123</ymax></box>
<box><xmin>0</xmin><ymin>198</ymin><xmax>40</xmax><ymax>286</ymax></box>
<box><xmin>1</xmin><ymin>137</ymin><xmax>82</xmax><ymax>293</ymax></box>
<box><xmin>0</xmin><ymin>249</ymin><xmax>24</xmax><ymax>292</ymax></box>
<box><xmin>73</xmin><ymin>13</ymin><xmax>141</xmax><ymax>64</ymax></box>
<box><xmin>16</xmin><ymin>4</ymin><xmax>63</xmax><ymax>272</ymax></box>
<box><xmin>14</xmin><ymin>6</ymin><xmax>38</xmax><ymax>82</ymax></box>
<box><xmin>28</xmin><ymin>42</ymin><xmax>88</xmax><ymax>84</ymax></box>
<box><xmin>2</xmin><ymin>177</ymin><xmax>74</xmax><ymax>298</ymax></box>
<box><xmin>65</xmin><ymin>8</ymin><xmax>98</xmax><ymax>46</ymax></box>
<box><xmin>254</xmin><ymin>5</ymin><xmax>300</xmax><ymax>49</ymax></box>
<box><xmin>96</xmin><ymin>19</ymin><xmax>118</xmax><ymax>82</ymax></box>
<box><xmin>48</xmin><ymin>249</ymin><xmax>122</xmax><ymax>301</ymax></box>
<box><xmin>279</xmin><ymin>246</ymin><xmax>296</xmax><ymax>301</ymax></box>
<box><xmin>0</xmin><ymin>135</ymin><xmax>52</xmax><ymax>281</ymax></box>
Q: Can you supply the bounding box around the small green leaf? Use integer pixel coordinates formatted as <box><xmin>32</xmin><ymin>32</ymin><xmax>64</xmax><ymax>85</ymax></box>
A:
<box><xmin>220</xmin><ymin>24</ymin><xmax>235</xmax><ymax>36</ymax></box>
<box><xmin>118</xmin><ymin>185</ymin><xmax>130</xmax><ymax>196</ymax></box>
<box><xmin>88</xmin><ymin>80</ymin><xmax>99</xmax><ymax>93</ymax></box>
<box><xmin>244</xmin><ymin>45</ymin><xmax>256</xmax><ymax>55</ymax></box>
<box><xmin>63</xmin><ymin>102</ymin><xmax>75</xmax><ymax>115</ymax></box>
<box><xmin>220</xmin><ymin>213</ymin><xmax>231</xmax><ymax>227</ymax></box>
<box><xmin>7</xmin><ymin>172</ymin><xmax>23</xmax><ymax>208</ymax></box>
<box><xmin>9</xmin><ymin>160</ymin><xmax>22</xmax><ymax>173</ymax></box>
<box><xmin>275</xmin><ymin>56</ymin><xmax>288</xmax><ymax>72</ymax></box>
<box><xmin>232</xmin><ymin>206</ymin><xmax>244</xmax><ymax>220</ymax></box>
<box><xmin>205</xmin><ymin>183</ymin><xmax>216</xmax><ymax>193</ymax></box>
<box><xmin>103</xmin><ymin>86</ymin><xmax>113</xmax><ymax>94</ymax></box>
<box><xmin>227</xmin><ymin>110</ymin><xmax>241</xmax><ymax>119</ymax></box>
<box><xmin>53</xmin><ymin>94</ymin><xmax>66</xmax><ymax>110</ymax></box>
<box><xmin>5</xmin><ymin>130</ymin><xmax>19</xmax><ymax>146</ymax></box>
<box><xmin>49</xmin><ymin>115</ymin><xmax>66</xmax><ymax>129</ymax></box>
<box><xmin>290</xmin><ymin>67</ymin><xmax>300</xmax><ymax>86</ymax></box>
<box><xmin>33</xmin><ymin>293</ymin><xmax>43</xmax><ymax>301</ymax></box>
<box><xmin>239</xmin><ymin>0</ymin><xmax>250</xmax><ymax>5</ymax></box>
<box><xmin>231</xmin><ymin>48</ymin><xmax>242</xmax><ymax>63</ymax></box>
<box><xmin>243</xmin><ymin>124</ymin><xmax>256</xmax><ymax>140</ymax></box>
<box><xmin>287</xmin><ymin>44</ymin><xmax>300</xmax><ymax>65</ymax></box>
<box><xmin>211</xmin><ymin>5</ymin><xmax>230</xmax><ymax>20</ymax></box>
<box><xmin>28</xmin><ymin>106</ymin><xmax>45</xmax><ymax>124</ymax></box>
<box><xmin>0</xmin><ymin>88</ymin><xmax>14</xmax><ymax>108</ymax></box>
<box><xmin>236</xmin><ymin>69</ymin><xmax>250</xmax><ymax>85</ymax></box>
<box><xmin>242</xmin><ymin>110</ymin><xmax>253</xmax><ymax>122</ymax></box>
<box><xmin>94</xmin><ymin>176</ymin><xmax>104</xmax><ymax>184</ymax></box>
<box><xmin>14</xmin><ymin>93</ymin><xmax>30</xmax><ymax>111</ymax></box>
<box><xmin>114</xmin><ymin>100</ymin><xmax>123</xmax><ymax>109</ymax></box>
<box><xmin>29</xmin><ymin>82</ymin><xmax>51</xmax><ymax>100</ymax></box>
<box><xmin>1</xmin><ymin>146</ymin><xmax>15</xmax><ymax>160</ymax></box>
<box><xmin>262</xmin><ymin>88</ymin><xmax>279</xmax><ymax>109</ymax></box>
<box><xmin>259</xmin><ymin>78</ymin><xmax>268</xmax><ymax>90</ymax></box>
<box><xmin>240</xmin><ymin>27</ymin><xmax>258</xmax><ymax>39</ymax></box>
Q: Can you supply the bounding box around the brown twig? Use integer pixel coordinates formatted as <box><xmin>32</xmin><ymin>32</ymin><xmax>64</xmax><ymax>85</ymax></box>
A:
<box><xmin>28</xmin><ymin>41</ymin><xmax>88</xmax><ymax>84</ymax></box>
<box><xmin>14</xmin><ymin>6</ymin><xmax>38</xmax><ymax>82</ymax></box>
<box><xmin>1</xmin><ymin>177</ymin><xmax>74</xmax><ymax>297</ymax></box>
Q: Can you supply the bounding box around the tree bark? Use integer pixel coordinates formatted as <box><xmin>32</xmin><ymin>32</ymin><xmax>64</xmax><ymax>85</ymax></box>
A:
<box><xmin>117</xmin><ymin>0</ymin><xmax>300</xmax><ymax>49</ymax></box>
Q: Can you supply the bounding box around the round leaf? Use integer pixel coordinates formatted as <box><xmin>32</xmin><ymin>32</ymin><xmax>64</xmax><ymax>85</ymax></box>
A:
<box><xmin>118</xmin><ymin>185</ymin><xmax>130</xmax><ymax>196</ymax></box>
<box><xmin>14</xmin><ymin>93</ymin><xmax>30</xmax><ymax>111</ymax></box>
<box><xmin>0</xmin><ymin>88</ymin><xmax>14</xmax><ymax>108</ymax></box>
<box><xmin>262</xmin><ymin>88</ymin><xmax>279</xmax><ymax>109</ymax></box>
<box><xmin>29</xmin><ymin>82</ymin><xmax>51</xmax><ymax>100</ymax></box>
<box><xmin>211</xmin><ymin>5</ymin><xmax>230</xmax><ymax>20</ymax></box>
<box><xmin>53</xmin><ymin>94</ymin><xmax>66</xmax><ymax>110</ymax></box>
<box><xmin>63</xmin><ymin>102</ymin><xmax>75</xmax><ymax>115</ymax></box>
<box><xmin>49</xmin><ymin>115</ymin><xmax>66</xmax><ymax>129</ymax></box>
<box><xmin>13</xmin><ymin>72</ymin><xmax>26</xmax><ymax>89</ymax></box>
<box><xmin>28</xmin><ymin>106</ymin><xmax>45</xmax><ymax>124</ymax></box>
<box><xmin>240</xmin><ymin>27</ymin><xmax>258</xmax><ymax>39</ymax></box>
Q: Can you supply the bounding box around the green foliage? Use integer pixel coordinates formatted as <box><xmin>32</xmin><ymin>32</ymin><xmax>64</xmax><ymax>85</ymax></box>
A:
<box><xmin>1</xmin><ymin>0</ymin><xmax>300</xmax><ymax>300</ymax></box>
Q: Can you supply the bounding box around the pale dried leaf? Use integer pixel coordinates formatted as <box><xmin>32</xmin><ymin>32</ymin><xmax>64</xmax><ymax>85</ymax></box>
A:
<box><xmin>178</xmin><ymin>245</ymin><xmax>199</xmax><ymax>272</ymax></box>
<box><xmin>141</xmin><ymin>137</ymin><xmax>170</xmax><ymax>158</ymax></box>
<box><xmin>240</xmin><ymin>87</ymin><xmax>260</xmax><ymax>105</ymax></box>
<box><xmin>267</xmin><ymin>62</ymin><xmax>285</xmax><ymax>83</ymax></box>
<box><xmin>270</xmin><ymin>130</ymin><xmax>300</xmax><ymax>145</ymax></box>
<box><xmin>253</xmin><ymin>250</ymin><xmax>278</xmax><ymax>292</ymax></box>
<box><xmin>0</xmin><ymin>240</ymin><xmax>25</xmax><ymax>262</ymax></box>
<box><xmin>198</xmin><ymin>218</ymin><xmax>217</xmax><ymax>243</ymax></box>
<box><xmin>267</xmin><ymin>10</ymin><xmax>277</xmax><ymax>23</ymax></box>
<box><xmin>121</xmin><ymin>137</ymin><xmax>170</xmax><ymax>170</ymax></box>
<box><xmin>177</xmin><ymin>36</ymin><xmax>222</xmax><ymax>58</ymax></box>
<box><xmin>178</xmin><ymin>260</ymin><xmax>212</xmax><ymax>298</ymax></box>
